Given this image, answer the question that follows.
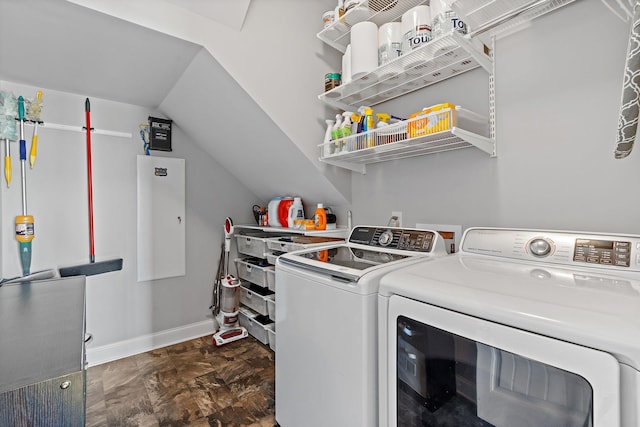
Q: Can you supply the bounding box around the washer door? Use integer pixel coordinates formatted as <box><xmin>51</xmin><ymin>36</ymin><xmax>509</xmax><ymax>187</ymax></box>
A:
<box><xmin>384</xmin><ymin>295</ymin><xmax>621</xmax><ymax>427</ymax></box>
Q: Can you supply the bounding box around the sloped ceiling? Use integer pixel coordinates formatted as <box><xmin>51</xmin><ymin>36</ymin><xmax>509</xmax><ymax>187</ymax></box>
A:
<box><xmin>0</xmin><ymin>0</ymin><xmax>351</xmax><ymax>206</ymax></box>
<box><xmin>157</xmin><ymin>49</ymin><xmax>349</xmax><ymax>202</ymax></box>
<box><xmin>162</xmin><ymin>0</ymin><xmax>251</xmax><ymax>31</ymax></box>
<box><xmin>0</xmin><ymin>0</ymin><xmax>201</xmax><ymax>108</ymax></box>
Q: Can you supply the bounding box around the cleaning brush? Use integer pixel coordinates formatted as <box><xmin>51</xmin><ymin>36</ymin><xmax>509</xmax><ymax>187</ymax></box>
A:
<box><xmin>27</xmin><ymin>91</ymin><xmax>43</xmax><ymax>168</ymax></box>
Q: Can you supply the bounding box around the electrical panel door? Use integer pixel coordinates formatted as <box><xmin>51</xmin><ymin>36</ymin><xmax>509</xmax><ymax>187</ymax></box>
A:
<box><xmin>137</xmin><ymin>156</ymin><xmax>185</xmax><ymax>281</ymax></box>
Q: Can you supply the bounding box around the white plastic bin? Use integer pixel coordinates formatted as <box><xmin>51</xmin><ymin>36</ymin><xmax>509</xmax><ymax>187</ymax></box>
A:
<box><xmin>266</xmin><ymin>269</ymin><xmax>276</xmax><ymax>292</ymax></box>
<box><xmin>235</xmin><ymin>258</ymin><xmax>274</xmax><ymax>289</ymax></box>
<box><xmin>236</xmin><ymin>232</ymin><xmax>285</xmax><ymax>259</ymax></box>
<box><xmin>238</xmin><ymin>308</ymin><xmax>274</xmax><ymax>345</ymax></box>
<box><xmin>266</xmin><ymin>294</ymin><xmax>276</xmax><ymax>321</ymax></box>
<box><xmin>266</xmin><ymin>251</ymin><xmax>280</xmax><ymax>266</ymax></box>
<box><xmin>240</xmin><ymin>283</ymin><xmax>274</xmax><ymax>316</ymax></box>
<box><xmin>267</xmin><ymin>327</ymin><xmax>276</xmax><ymax>352</ymax></box>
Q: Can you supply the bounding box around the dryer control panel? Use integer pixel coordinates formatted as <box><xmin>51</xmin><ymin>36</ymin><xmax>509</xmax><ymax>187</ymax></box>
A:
<box><xmin>348</xmin><ymin>226</ymin><xmax>437</xmax><ymax>252</ymax></box>
<box><xmin>461</xmin><ymin>228</ymin><xmax>640</xmax><ymax>272</ymax></box>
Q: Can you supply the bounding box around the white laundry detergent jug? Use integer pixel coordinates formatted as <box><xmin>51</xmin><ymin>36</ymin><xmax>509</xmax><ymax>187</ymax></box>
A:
<box><xmin>268</xmin><ymin>197</ymin><xmax>282</xmax><ymax>227</ymax></box>
<box><xmin>288</xmin><ymin>197</ymin><xmax>305</xmax><ymax>228</ymax></box>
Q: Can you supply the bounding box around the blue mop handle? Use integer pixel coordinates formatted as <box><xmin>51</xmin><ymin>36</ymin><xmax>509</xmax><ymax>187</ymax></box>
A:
<box><xmin>18</xmin><ymin>96</ymin><xmax>26</xmax><ymax>161</ymax></box>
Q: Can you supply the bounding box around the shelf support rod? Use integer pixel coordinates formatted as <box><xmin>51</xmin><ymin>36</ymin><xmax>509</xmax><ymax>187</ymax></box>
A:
<box><xmin>489</xmin><ymin>35</ymin><xmax>497</xmax><ymax>156</ymax></box>
<box><xmin>39</xmin><ymin>121</ymin><xmax>132</xmax><ymax>139</ymax></box>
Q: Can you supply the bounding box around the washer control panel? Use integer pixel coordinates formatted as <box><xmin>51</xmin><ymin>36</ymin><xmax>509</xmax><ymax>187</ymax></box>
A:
<box><xmin>529</xmin><ymin>238</ymin><xmax>553</xmax><ymax>257</ymax></box>
<box><xmin>462</xmin><ymin>228</ymin><xmax>640</xmax><ymax>271</ymax></box>
<box><xmin>573</xmin><ymin>238</ymin><xmax>631</xmax><ymax>267</ymax></box>
<box><xmin>348</xmin><ymin>226</ymin><xmax>437</xmax><ymax>252</ymax></box>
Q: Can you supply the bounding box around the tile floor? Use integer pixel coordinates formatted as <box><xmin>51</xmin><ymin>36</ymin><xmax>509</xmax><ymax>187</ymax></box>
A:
<box><xmin>85</xmin><ymin>335</ymin><xmax>277</xmax><ymax>427</ymax></box>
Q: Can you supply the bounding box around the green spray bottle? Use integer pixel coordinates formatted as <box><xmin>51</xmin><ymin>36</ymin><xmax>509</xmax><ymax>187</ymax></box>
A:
<box><xmin>340</xmin><ymin>111</ymin><xmax>353</xmax><ymax>152</ymax></box>
<box><xmin>331</xmin><ymin>113</ymin><xmax>342</xmax><ymax>155</ymax></box>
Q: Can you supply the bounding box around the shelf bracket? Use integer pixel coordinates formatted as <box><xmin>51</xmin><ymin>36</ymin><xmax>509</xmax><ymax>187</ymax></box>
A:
<box><xmin>320</xmin><ymin>158</ymin><xmax>366</xmax><ymax>174</ymax></box>
<box><xmin>452</xmin><ymin>31</ymin><xmax>493</xmax><ymax>74</ymax></box>
<box><xmin>451</xmin><ymin>127</ymin><xmax>496</xmax><ymax>157</ymax></box>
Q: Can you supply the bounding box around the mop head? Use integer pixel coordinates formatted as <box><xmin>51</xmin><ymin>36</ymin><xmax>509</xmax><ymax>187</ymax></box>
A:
<box><xmin>26</xmin><ymin>91</ymin><xmax>43</xmax><ymax>122</ymax></box>
<box><xmin>0</xmin><ymin>91</ymin><xmax>17</xmax><ymax>140</ymax></box>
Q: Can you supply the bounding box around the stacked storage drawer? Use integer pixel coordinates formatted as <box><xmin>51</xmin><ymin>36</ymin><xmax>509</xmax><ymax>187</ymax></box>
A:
<box><xmin>234</xmin><ymin>230</ymin><xmax>288</xmax><ymax>348</ymax></box>
<box><xmin>235</xmin><ymin>229</ymin><xmax>345</xmax><ymax>350</ymax></box>
<box><xmin>263</xmin><ymin>235</ymin><xmax>345</xmax><ymax>352</ymax></box>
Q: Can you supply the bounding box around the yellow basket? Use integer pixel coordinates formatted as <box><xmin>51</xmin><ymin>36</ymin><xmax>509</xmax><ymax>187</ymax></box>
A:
<box><xmin>407</xmin><ymin>103</ymin><xmax>456</xmax><ymax>138</ymax></box>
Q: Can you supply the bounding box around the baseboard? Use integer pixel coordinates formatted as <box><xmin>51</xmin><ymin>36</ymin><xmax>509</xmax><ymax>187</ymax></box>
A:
<box><xmin>86</xmin><ymin>320</ymin><xmax>214</xmax><ymax>367</ymax></box>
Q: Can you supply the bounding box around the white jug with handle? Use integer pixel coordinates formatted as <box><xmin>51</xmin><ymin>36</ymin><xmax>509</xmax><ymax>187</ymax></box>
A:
<box><xmin>287</xmin><ymin>197</ymin><xmax>305</xmax><ymax>228</ymax></box>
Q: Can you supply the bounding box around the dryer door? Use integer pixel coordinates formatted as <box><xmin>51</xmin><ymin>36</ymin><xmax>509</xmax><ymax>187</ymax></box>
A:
<box><xmin>384</xmin><ymin>295</ymin><xmax>621</xmax><ymax>427</ymax></box>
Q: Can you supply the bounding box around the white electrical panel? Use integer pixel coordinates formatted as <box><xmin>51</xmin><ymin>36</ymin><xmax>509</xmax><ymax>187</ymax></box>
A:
<box><xmin>137</xmin><ymin>156</ymin><xmax>185</xmax><ymax>282</ymax></box>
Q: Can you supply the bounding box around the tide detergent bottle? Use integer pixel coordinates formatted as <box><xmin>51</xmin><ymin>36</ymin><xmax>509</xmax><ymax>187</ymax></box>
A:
<box><xmin>314</xmin><ymin>203</ymin><xmax>327</xmax><ymax>231</ymax></box>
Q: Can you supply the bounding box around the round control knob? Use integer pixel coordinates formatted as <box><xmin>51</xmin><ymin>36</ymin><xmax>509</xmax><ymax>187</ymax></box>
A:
<box><xmin>378</xmin><ymin>230</ymin><xmax>394</xmax><ymax>247</ymax></box>
<box><xmin>529</xmin><ymin>238</ymin><xmax>552</xmax><ymax>257</ymax></box>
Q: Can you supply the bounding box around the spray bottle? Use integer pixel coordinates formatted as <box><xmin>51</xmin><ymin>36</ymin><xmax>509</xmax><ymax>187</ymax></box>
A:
<box><xmin>362</xmin><ymin>106</ymin><xmax>375</xmax><ymax>148</ymax></box>
<box><xmin>340</xmin><ymin>111</ymin><xmax>353</xmax><ymax>152</ymax></box>
<box><xmin>376</xmin><ymin>113</ymin><xmax>390</xmax><ymax>128</ymax></box>
<box><xmin>353</xmin><ymin>111</ymin><xmax>364</xmax><ymax>134</ymax></box>
<box><xmin>376</xmin><ymin>113</ymin><xmax>390</xmax><ymax>145</ymax></box>
<box><xmin>324</xmin><ymin>119</ymin><xmax>334</xmax><ymax>157</ymax></box>
<box><xmin>331</xmin><ymin>113</ymin><xmax>342</xmax><ymax>155</ymax></box>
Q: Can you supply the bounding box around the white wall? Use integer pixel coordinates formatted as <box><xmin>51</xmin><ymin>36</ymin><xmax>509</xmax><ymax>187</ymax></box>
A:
<box><xmin>156</xmin><ymin>48</ymin><xmax>352</xmax><ymax>209</ymax></box>
<box><xmin>65</xmin><ymin>0</ymin><xmax>352</xmax><ymax>201</ymax></box>
<box><xmin>0</xmin><ymin>81</ymin><xmax>260</xmax><ymax>365</ymax></box>
<box><xmin>349</xmin><ymin>0</ymin><xmax>640</xmax><ymax>235</ymax></box>
<box><xmin>4</xmin><ymin>0</ymin><xmax>632</xmax><ymax>365</ymax></box>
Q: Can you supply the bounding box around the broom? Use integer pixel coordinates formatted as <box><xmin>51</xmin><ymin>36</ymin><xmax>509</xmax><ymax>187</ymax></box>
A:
<box><xmin>59</xmin><ymin>98</ymin><xmax>123</xmax><ymax>277</ymax></box>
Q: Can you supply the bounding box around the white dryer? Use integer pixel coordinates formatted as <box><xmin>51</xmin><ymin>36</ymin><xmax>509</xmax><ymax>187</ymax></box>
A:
<box><xmin>378</xmin><ymin>227</ymin><xmax>640</xmax><ymax>427</ymax></box>
<box><xmin>275</xmin><ymin>226</ymin><xmax>448</xmax><ymax>427</ymax></box>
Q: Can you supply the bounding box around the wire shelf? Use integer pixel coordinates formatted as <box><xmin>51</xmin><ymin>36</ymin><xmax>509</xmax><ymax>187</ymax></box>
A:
<box><xmin>317</xmin><ymin>0</ymin><xmax>429</xmax><ymax>53</ymax></box>
<box><xmin>318</xmin><ymin>30</ymin><xmax>491</xmax><ymax>111</ymax></box>
<box><xmin>450</xmin><ymin>0</ymin><xmax>578</xmax><ymax>40</ymax></box>
<box><xmin>319</xmin><ymin>106</ymin><xmax>495</xmax><ymax>173</ymax></box>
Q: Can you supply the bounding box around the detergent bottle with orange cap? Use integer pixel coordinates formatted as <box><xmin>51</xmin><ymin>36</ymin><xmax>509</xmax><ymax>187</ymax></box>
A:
<box><xmin>314</xmin><ymin>203</ymin><xmax>327</xmax><ymax>231</ymax></box>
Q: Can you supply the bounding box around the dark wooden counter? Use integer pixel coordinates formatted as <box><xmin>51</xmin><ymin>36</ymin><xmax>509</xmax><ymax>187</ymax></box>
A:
<box><xmin>0</xmin><ymin>276</ymin><xmax>86</xmax><ymax>426</ymax></box>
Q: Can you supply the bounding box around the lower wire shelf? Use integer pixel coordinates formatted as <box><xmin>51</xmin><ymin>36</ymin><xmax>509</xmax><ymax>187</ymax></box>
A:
<box><xmin>319</xmin><ymin>106</ymin><xmax>495</xmax><ymax>174</ymax></box>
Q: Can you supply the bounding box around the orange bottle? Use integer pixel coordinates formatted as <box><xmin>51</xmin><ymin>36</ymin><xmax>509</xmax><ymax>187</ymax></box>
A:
<box><xmin>314</xmin><ymin>203</ymin><xmax>327</xmax><ymax>231</ymax></box>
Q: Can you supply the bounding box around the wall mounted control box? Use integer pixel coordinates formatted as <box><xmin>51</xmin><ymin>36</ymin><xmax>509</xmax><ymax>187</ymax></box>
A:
<box><xmin>149</xmin><ymin>116</ymin><xmax>172</xmax><ymax>151</ymax></box>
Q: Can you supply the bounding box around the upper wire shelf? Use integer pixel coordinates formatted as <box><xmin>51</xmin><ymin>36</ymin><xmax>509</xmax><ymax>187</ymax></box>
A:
<box><xmin>450</xmin><ymin>0</ymin><xmax>578</xmax><ymax>42</ymax></box>
<box><xmin>317</xmin><ymin>0</ymin><xmax>428</xmax><ymax>53</ymax></box>
<box><xmin>318</xmin><ymin>30</ymin><xmax>491</xmax><ymax>111</ymax></box>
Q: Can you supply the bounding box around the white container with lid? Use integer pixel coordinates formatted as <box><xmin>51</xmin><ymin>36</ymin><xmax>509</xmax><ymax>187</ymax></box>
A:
<box><xmin>401</xmin><ymin>5</ymin><xmax>432</xmax><ymax>55</ymax></box>
<box><xmin>401</xmin><ymin>5</ymin><xmax>432</xmax><ymax>71</ymax></box>
<box><xmin>351</xmin><ymin>21</ymin><xmax>379</xmax><ymax>80</ymax></box>
<box><xmin>378</xmin><ymin>22</ymin><xmax>402</xmax><ymax>67</ymax></box>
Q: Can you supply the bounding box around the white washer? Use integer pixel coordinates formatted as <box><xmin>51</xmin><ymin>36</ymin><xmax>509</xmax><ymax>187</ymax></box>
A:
<box><xmin>378</xmin><ymin>227</ymin><xmax>640</xmax><ymax>427</ymax></box>
<box><xmin>275</xmin><ymin>226</ymin><xmax>447</xmax><ymax>427</ymax></box>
